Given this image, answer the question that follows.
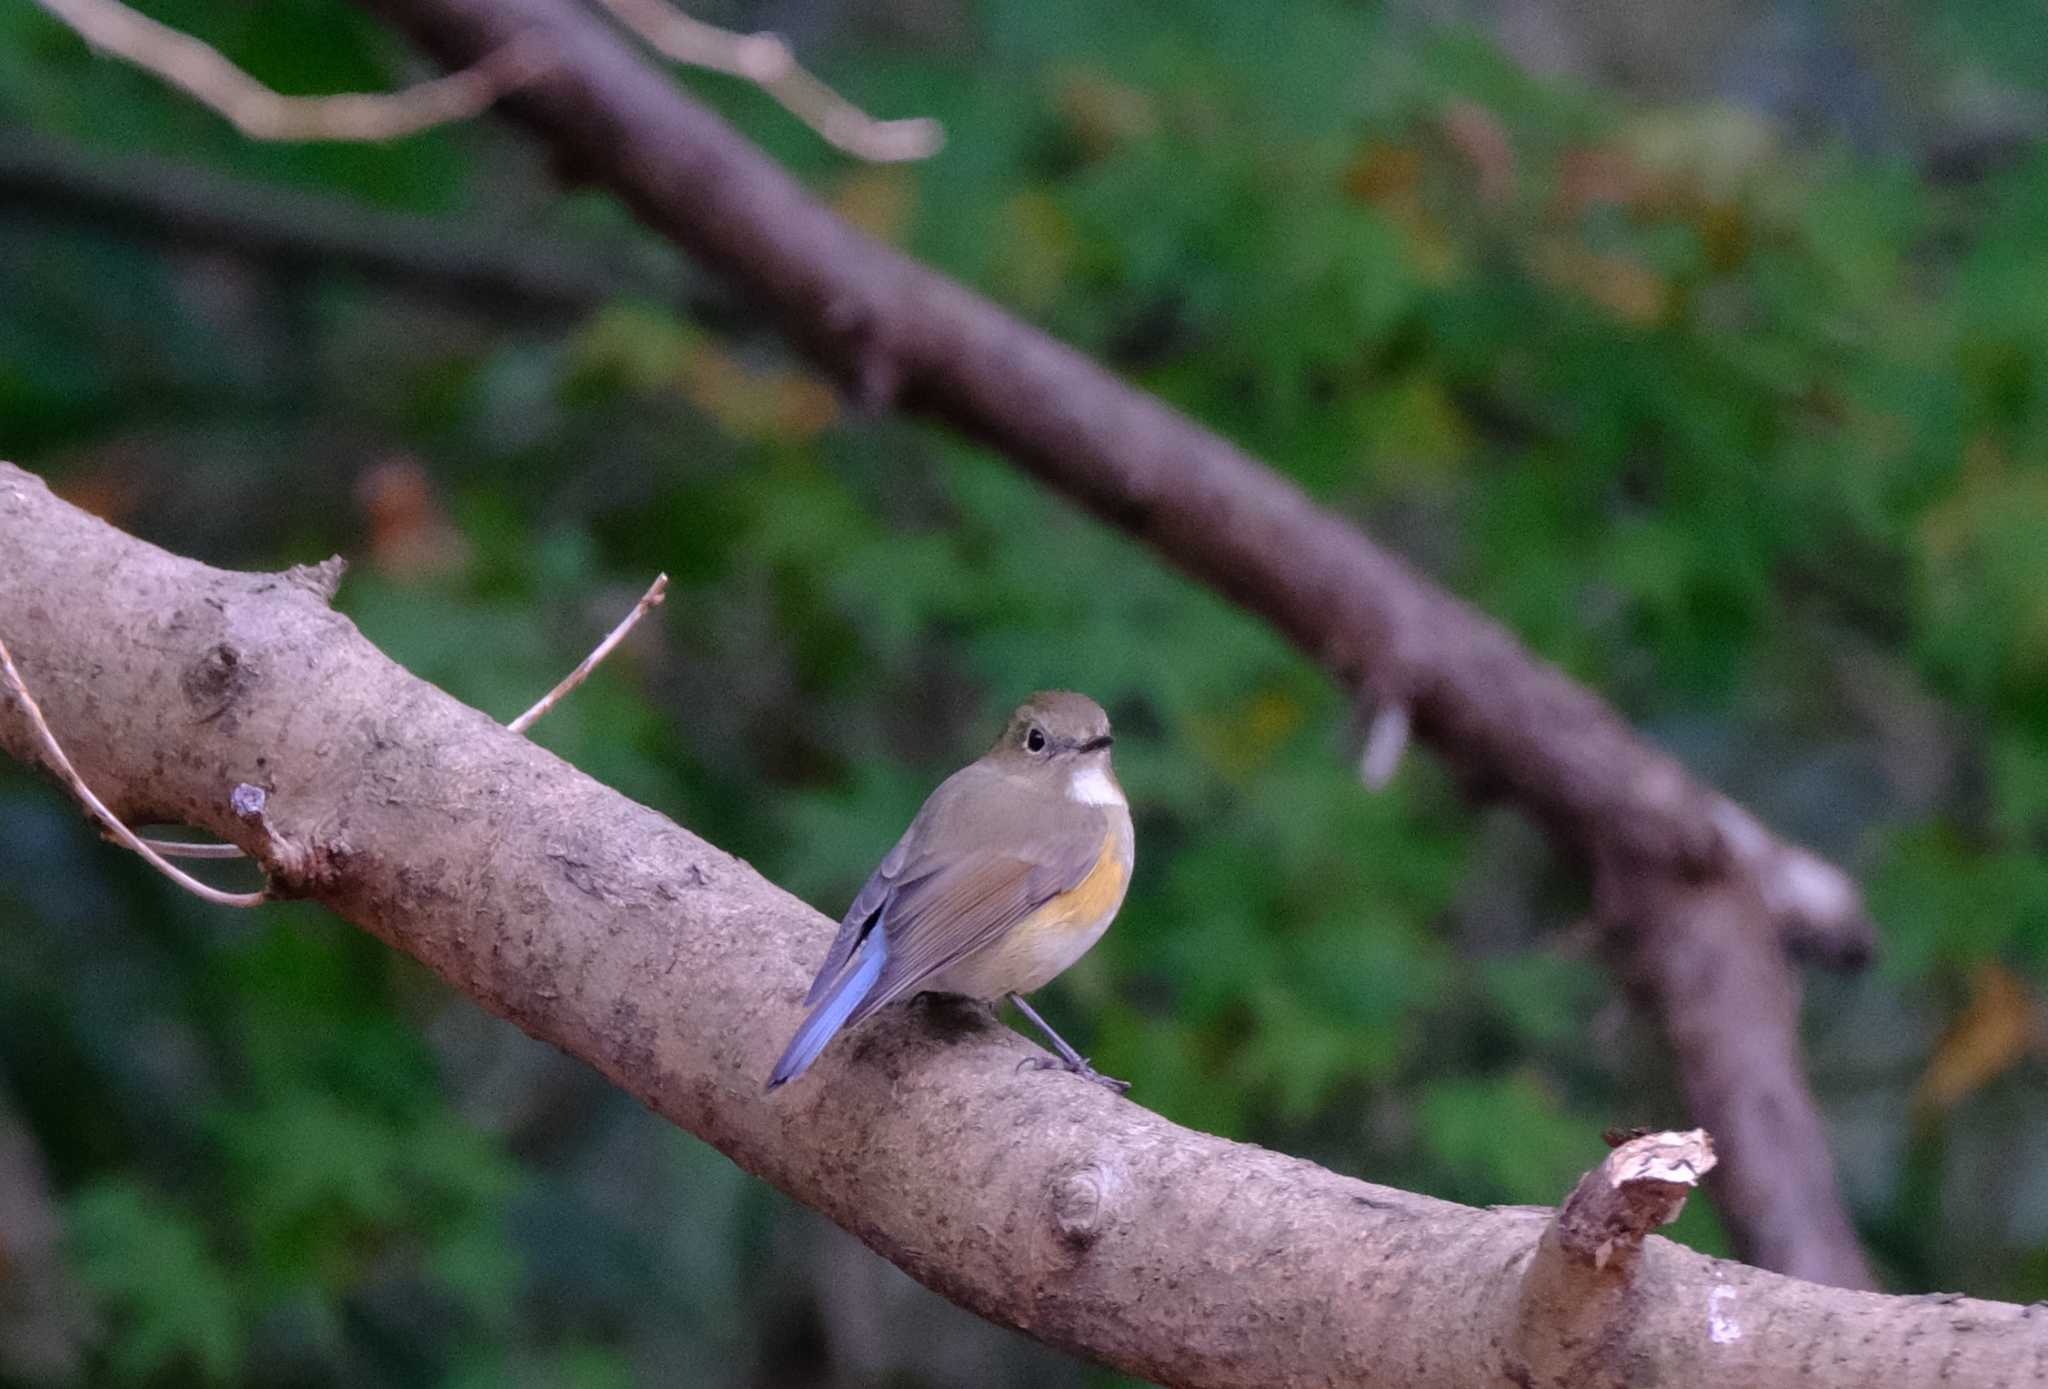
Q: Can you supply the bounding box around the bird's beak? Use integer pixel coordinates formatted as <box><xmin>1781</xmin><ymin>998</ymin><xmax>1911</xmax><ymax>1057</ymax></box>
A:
<box><xmin>1076</xmin><ymin>734</ymin><xmax>1113</xmax><ymax>753</ymax></box>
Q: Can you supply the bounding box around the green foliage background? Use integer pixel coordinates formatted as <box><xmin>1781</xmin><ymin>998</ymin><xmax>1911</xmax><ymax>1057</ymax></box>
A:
<box><xmin>4</xmin><ymin>0</ymin><xmax>2048</xmax><ymax>1383</ymax></box>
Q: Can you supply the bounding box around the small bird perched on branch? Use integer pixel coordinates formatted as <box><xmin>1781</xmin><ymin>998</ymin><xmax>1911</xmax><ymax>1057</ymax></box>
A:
<box><xmin>768</xmin><ymin>691</ymin><xmax>1135</xmax><ymax>1092</ymax></box>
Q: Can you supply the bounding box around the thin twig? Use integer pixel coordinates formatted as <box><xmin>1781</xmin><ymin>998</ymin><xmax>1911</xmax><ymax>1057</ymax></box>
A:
<box><xmin>129</xmin><ymin>837</ymin><xmax>249</xmax><ymax>859</ymax></box>
<box><xmin>590</xmin><ymin>0</ymin><xmax>943</xmax><ymax>162</ymax></box>
<box><xmin>0</xmin><ymin>633</ymin><xmax>268</xmax><ymax>908</ymax></box>
<box><xmin>509</xmin><ymin>574</ymin><xmax>670</xmax><ymax>734</ymax></box>
<box><xmin>32</xmin><ymin>0</ymin><xmax>547</xmax><ymax>142</ymax></box>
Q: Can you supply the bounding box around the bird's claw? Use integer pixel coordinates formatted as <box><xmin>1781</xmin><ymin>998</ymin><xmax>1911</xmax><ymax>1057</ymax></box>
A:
<box><xmin>1015</xmin><ymin>1054</ymin><xmax>1131</xmax><ymax>1094</ymax></box>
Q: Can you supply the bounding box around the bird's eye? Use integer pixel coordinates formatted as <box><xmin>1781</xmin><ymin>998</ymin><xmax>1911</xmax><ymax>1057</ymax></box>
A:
<box><xmin>1025</xmin><ymin>727</ymin><xmax>1047</xmax><ymax>753</ymax></box>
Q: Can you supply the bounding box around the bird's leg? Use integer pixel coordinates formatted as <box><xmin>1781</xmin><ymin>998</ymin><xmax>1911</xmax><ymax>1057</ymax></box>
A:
<box><xmin>1007</xmin><ymin>993</ymin><xmax>1129</xmax><ymax>1094</ymax></box>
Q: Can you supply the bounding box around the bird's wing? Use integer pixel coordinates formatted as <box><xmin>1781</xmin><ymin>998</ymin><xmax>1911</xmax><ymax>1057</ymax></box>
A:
<box><xmin>845</xmin><ymin>805</ymin><xmax>1108</xmax><ymax>1026</ymax></box>
<box><xmin>798</xmin><ymin>765</ymin><xmax>982</xmax><ymax>1006</ymax></box>
<box><xmin>802</xmin><ymin>828</ymin><xmax>919</xmax><ymax>1007</ymax></box>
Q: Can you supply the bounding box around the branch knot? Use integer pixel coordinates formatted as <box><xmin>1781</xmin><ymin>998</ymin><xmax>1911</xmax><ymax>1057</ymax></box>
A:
<box><xmin>1051</xmin><ymin>1157</ymin><xmax>1125</xmax><ymax>1248</ymax></box>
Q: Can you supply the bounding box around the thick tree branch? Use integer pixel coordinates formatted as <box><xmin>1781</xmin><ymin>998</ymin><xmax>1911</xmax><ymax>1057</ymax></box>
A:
<box><xmin>349</xmin><ymin>0</ymin><xmax>1876</xmax><ymax>1285</ymax></box>
<box><xmin>0</xmin><ymin>463</ymin><xmax>2038</xmax><ymax>1387</ymax></box>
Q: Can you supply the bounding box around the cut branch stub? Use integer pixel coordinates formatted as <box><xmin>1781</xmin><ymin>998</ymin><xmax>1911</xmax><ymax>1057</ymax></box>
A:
<box><xmin>1554</xmin><ymin>1128</ymin><xmax>1716</xmax><ymax>1272</ymax></box>
<box><xmin>1507</xmin><ymin>1129</ymin><xmax>1718</xmax><ymax>1389</ymax></box>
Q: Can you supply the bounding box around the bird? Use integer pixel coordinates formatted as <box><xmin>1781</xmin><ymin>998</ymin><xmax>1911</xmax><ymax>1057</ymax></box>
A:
<box><xmin>767</xmin><ymin>691</ymin><xmax>1134</xmax><ymax>1093</ymax></box>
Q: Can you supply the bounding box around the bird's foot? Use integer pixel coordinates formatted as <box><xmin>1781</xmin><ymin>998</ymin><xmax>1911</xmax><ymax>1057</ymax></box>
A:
<box><xmin>1016</xmin><ymin>1054</ymin><xmax>1131</xmax><ymax>1094</ymax></box>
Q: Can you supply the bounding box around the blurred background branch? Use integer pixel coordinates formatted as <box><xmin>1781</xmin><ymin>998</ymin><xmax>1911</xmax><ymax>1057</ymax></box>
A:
<box><xmin>0</xmin><ymin>1089</ymin><xmax>95</xmax><ymax>1385</ymax></box>
<box><xmin>0</xmin><ymin>132</ymin><xmax>693</xmax><ymax>320</ymax></box>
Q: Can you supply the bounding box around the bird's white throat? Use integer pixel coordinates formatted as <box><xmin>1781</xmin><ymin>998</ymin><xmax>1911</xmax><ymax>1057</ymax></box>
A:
<box><xmin>1067</xmin><ymin>763</ymin><xmax>1125</xmax><ymax>806</ymax></box>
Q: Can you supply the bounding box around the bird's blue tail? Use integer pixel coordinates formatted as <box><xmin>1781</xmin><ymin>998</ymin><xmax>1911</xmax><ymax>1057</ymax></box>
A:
<box><xmin>767</xmin><ymin>925</ymin><xmax>887</xmax><ymax>1091</ymax></box>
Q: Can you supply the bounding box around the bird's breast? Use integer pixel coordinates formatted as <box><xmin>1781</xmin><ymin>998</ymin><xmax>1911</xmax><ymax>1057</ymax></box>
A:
<box><xmin>1049</xmin><ymin>826</ymin><xmax>1131</xmax><ymax>931</ymax></box>
<box><xmin>931</xmin><ymin>815</ymin><xmax>1132</xmax><ymax>999</ymax></box>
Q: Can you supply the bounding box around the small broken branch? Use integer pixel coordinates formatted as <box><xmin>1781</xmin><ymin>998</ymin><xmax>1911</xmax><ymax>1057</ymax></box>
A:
<box><xmin>1510</xmin><ymin>1129</ymin><xmax>1717</xmax><ymax>1389</ymax></box>
<box><xmin>1549</xmin><ymin>1128</ymin><xmax>1716</xmax><ymax>1273</ymax></box>
<box><xmin>589</xmin><ymin>0</ymin><xmax>943</xmax><ymax>162</ymax></box>
<box><xmin>32</xmin><ymin>0</ymin><xmax>545</xmax><ymax>142</ymax></box>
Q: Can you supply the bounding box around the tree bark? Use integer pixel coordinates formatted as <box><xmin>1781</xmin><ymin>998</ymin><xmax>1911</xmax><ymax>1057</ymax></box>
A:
<box><xmin>346</xmin><ymin>0</ymin><xmax>1875</xmax><ymax>1286</ymax></box>
<box><xmin>1</xmin><ymin>463</ymin><xmax>2037</xmax><ymax>1385</ymax></box>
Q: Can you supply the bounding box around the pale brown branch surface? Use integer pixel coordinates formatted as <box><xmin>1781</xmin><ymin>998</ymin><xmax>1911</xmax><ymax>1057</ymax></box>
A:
<box><xmin>3</xmin><ymin>464</ymin><xmax>2043</xmax><ymax>1388</ymax></box>
<box><xmin>32</xmin><ymin>0</ymin><xmax>544</xmax><ymax>141</ymax></box>
<box><xmin>0</xmin><ymin>630</ymin><xmax>268</xmax><ymax>907</ymax></box>
<box><xmin>3</xmin><ymin>546</ymin><xmax>661</xmax><ymax>897</ymax></box>
<box><xmin>355</xmin><ymin>0</ymin><xmax>1875</xmax><ymax>1287</ymax></box>
<box><xmin>101</xmin><ymin>569</ymin><xmax>664</xmax><ymax>870</ymax></box>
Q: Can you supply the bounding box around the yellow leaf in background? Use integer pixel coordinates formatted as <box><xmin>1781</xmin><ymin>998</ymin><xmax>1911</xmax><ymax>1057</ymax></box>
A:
<box><xmin>1694</xmin><ymin>197</ymin><xmax>1752</xmax><ymax>273</ymax></box>
<box><xmin>571</xmin><ymin>304</ymin><xmax>695</xmax><ymax>396</ymax></box>
<box><xmin>830</xmin><ymin>167</ymin><xmax>915</xmax><ymax>244</ymax></box>
<box><xmin>1051</xmin><ymin>67</ymin><xmax>1159</xmax><ymax>161</ymax></box>
<box><xmin>1914</xmin><ymin>963</ymin><xmax>2040</xmax><ymax>1116</ymax></box>
<box><xmin>572</xmin><ymin>307</ymin><xmax>839</xmax><ymax>445</ymax></box>
<box><xmin>679</xmin><ymin>343</ymin><xmax>839</xmax><ymax>445</ymax></box>
<box><xmin>1190</xmin><ymin>688</ymin><xmax>1307</xmax><ymax>780</ymax></box>
<box><xmin>993</xmin><ymin>189</ymin><xmax>1079</xmax><ymax>312</ymax></box>
<box><xmin>1341</xmin><ymin>140</ymin><xmax>1458</xmax><ymax>283</ymax></box>
<box><xmin>1361</xmin><ymin>375</ymin><xmax>1473</xmax><ymax>486</ymax></box>
<box><xmin>1342</xmin><ymin>140</ymin><xmax>1422</xmax><ymax>207</ymax></box>
<box><xmin>1552</xmin><ymin>138</ymin><xmax>1753</xmax><ymax>272</ymax></box>
<box><xmin>1528</xmin><ymin>239</ymin><xmax>1669</xmax><ymax>328</ymax></box>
